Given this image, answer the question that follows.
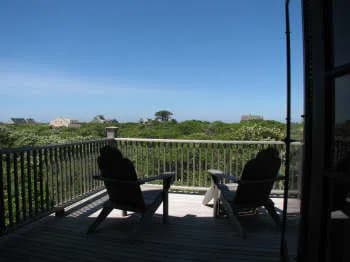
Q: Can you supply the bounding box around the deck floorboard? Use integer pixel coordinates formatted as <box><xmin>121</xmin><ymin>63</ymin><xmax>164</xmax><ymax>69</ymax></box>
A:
<box><xmin>0</xmin><ymin>193</ymin><xmax>300</xmax><ymax>262</ymax></box>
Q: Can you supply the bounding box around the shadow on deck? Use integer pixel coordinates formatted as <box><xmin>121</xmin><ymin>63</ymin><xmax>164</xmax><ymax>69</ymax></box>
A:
<box><xmin>0</xmin><ymin>192</ymin><xmax>300</xmax><ymax>262</ymax></box>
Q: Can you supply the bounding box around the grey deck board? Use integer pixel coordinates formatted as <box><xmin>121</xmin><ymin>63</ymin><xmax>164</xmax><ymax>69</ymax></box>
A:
<box><xmin>0</xmin><ymin>193</ymin><xmax>300</xmax><ymax>262</ymax></box>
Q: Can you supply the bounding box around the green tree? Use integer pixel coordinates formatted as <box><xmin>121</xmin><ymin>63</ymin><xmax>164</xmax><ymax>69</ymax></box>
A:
<box><xmin>154</xmin><ymin>110</ymin><xmax>173</xmax><ymax>122</ymax></box>
<box><xmin>0</xmin><ymin>127</ymin><xmax>16</xmax><ymax>148</ymax></box>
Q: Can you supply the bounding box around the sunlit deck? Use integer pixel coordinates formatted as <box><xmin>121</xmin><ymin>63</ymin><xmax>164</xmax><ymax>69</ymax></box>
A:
<box><xmin>0</xmin><ymin>191</ymin><xmax>299</xmax><ymax>262</ymax></box>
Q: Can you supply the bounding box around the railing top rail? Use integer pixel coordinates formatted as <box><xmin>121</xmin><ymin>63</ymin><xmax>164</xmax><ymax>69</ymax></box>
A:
<box><xmin>0</xmin><ymin>138</ymin><xmax>114</xmax><ymax>154</ymax></box>
<box><xmin>115</xmin><ymin>137</ymin><xmax>303</xmax><ymax>145</ymax></box>
<box><xmin>0</xmin><ymin>137</ymin><xmax>303</xmax><ymax>154</ymax></box>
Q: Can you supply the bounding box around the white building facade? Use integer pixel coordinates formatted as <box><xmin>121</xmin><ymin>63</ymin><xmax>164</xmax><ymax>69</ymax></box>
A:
<box><xmin>49</xmin><ymin>118</ymin><xmax>81</xmax><ymax>128</ymax></box>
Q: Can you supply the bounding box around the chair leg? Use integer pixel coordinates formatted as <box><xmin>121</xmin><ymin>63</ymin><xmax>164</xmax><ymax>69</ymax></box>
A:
<box><xmin>202</xmin><ymin>185</ymin><xmax>214</xmax><ymax>206</ymax></box>
<box><xmin>163</xmin><ymin>191</ymin><xmax>169</xmax><ymax>224</ymax></box>
<box><xmin>139</xmin><ymin>198</ymin><xmax>161</xmax><ymax>225</ymax></box>
<box><xmin>87</xmin><ymin>205</ymin><xmax>113</xmax><ymax>234</ymax></box>
<box><xmin>221</xmin><ymin>198</ymin><xmax>246</xmax><ymax>238</ymax></box>
<box><xmin>213</xmin><ymin>198</ymin><xmax>220</xmax><ymax>218</ymax></box>
<box><xmin>265</xmin><ymin>199</ymin><xmax>281</xmax><ymax>228</ymax></box>
<box><xmin>212</xmin><ymin>186</ymin><xmax>220</xmax><ymax>218</ymax></box>
<box><xmin>131</xmin><ymin>206</ymin><xmax>156</xmax><ymax>236</ymax></box>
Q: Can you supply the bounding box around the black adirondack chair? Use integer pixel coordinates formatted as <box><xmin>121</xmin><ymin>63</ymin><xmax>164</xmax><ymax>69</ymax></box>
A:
<box><xmin>87</xmin><ymin>146</ymin><xmax>175</xmax><ymax>234</ymax></box>
<box><xmin>207</xmin><ymin>148</ymin><xmax>283</xmax><ymax>238</ymax></box>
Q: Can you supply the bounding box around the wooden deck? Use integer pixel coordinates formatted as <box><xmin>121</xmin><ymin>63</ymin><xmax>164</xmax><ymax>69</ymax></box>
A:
<box><xmin>0</xmin><ymin>191</ymin><xmax>300</xmax><ymax>261</ymax></box>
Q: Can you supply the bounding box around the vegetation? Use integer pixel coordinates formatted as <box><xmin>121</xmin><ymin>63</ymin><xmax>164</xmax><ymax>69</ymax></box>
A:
<box><xmin>0</xmin><ymin>119</ymin><xmax>303</xmax><ymax>229</ymax></box>
<box><xmin>0</xmin><ymin>113</ymin><xmax>303</xmax><ymax>231</ymax></box>
<box><xmin>154</xmin><ymin>110</ymin><xmax>173</xmax><ymax>122</ymax></box>
<box><xmin>0</xmin><ymin>119</ymin><xmax>303</xmax><ymax>149</ymax></box>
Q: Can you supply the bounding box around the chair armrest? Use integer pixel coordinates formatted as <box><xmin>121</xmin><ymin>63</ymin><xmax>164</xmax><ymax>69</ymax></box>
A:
<box><xmin>93</xmin><ymin>173</ymin><xmax>175</xmax><ymax>185</ymax></box>
<box><xmin>238</xmin><ymin>176</ymin><xmax>285</xmax><ymax>185</ymax></box>
<box><xmin>93</xmin><ymin>175</ymin><xmax>115</xmax><ymax>182</ymax></box>
<box><xmin>92</xmin><ymin>175</ymin><xmax>140</xmax><ymax>185</ymax></box>
<box><xmin>138</xmin><ymin>172</ymin><xmax>176</xmax><ymax>184</ymax></box>
<box><xmin>206</xmin><ymin>170</ymin><xmax>285</xmax><ymax>186</ymax></box>
<box><xmin>208</xmin><ymin>169</ymin><xmax>238</xmax><ymax>183</ymax></box>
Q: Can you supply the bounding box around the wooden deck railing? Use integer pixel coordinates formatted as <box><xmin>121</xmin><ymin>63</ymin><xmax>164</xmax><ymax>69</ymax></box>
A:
<box><xmin>0</xmin><ymin>137</ymin><xmax>302</xmax><ymax>235</ymax></box>
<box><xmin>114</xmin><ymin>138</ymin><xmax>303</xmax><ymax>193</ymax></box>
<box><xmin>0</xmin><ymin>139</ymin><xmax>115</xmax><ymax>235</ymax></box>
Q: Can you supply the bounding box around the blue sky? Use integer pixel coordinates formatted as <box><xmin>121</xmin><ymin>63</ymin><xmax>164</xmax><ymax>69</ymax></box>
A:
<box><xmin>0</xmin><ymin>0</ymin><xmax>303</xmax><ymax>123</ymax></box>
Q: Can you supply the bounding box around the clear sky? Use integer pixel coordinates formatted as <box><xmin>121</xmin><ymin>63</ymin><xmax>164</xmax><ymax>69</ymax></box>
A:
<box><xmin>0</xmin><ymin>0</ymin><xmax>303</xmax><ymax>123</ymax></box>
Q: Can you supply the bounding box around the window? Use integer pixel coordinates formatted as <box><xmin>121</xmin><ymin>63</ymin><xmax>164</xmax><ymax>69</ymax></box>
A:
<box><xmin>333</xmin><ymin>0</ymin><xmax>350</xmax><ymax>66</ymax></box>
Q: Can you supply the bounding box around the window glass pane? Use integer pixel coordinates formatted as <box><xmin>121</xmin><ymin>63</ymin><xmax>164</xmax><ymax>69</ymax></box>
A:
<box><xmin>334</xmin><ymin>75</ymin><xmax>350</xmax><ymax>164</ymax></box>
<box><xmin>333</xmin><ymin>0</ymin><xmax>350</xmax><ymax>66</ymax></box>
<box><xmin>333</xmin><ymin>75</ymin><xmax>350</xmax><ymax>216</ymax></box>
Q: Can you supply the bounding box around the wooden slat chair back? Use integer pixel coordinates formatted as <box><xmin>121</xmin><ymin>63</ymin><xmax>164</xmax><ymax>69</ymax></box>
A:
<box><xmin>100</xmin><ymin>154</ymin><xmax>146</xmax><ymax>211</ymax></box>
<box><xmin>87</xmin><ymin>145</ymin><xmax>175</xmax><ymax>234</ymax></box>
<box><xmin>234</xmin><ymin>150</ymin><xmax>281</xmax><ymax>206</ymax></box>
<box><xmin>207</xmin><ymin>147</ymin><xmax>283</xmax><ymax>238</ymax></box>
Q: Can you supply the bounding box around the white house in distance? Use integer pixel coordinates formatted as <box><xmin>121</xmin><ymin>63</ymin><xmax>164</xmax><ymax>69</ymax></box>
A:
<box><xmin>49</xmin><ymin>117</ymin><xmax>81</xmax><ymax>128</ymax></box>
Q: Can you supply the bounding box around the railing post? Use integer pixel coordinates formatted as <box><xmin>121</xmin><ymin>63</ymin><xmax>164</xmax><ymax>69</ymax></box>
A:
<box><xmin>105</xmin><ymin>126</ymin><xmax>119</xmax><ymax>139</ymax></box>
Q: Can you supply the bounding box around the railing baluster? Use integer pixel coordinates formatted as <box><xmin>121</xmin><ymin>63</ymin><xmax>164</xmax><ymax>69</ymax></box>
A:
<box><xmin>44</xmin><ymin>148</ymin><xmax>50</xmax><ymax>210</ymax></box>
<box><xmin>135</xmin><ymin>141</ymin><xmax>138</xmax><ymax>173</ymax></box>
<box><xmin>66</xmin><ymin>146</ymin><xmax>71</xmax><ymax>200</ymax></box>
<box><xmin>223</xmin><ymin>144</ymin><xmax>227</xmax><ymax>175</ymax></box>
<box><xmin>86</xmin><ymin>143</ymin><xmax>90</xmax><ymax>192</ymax></box>
<box><xmin>93</xmin><ymin>142</ymin><xmax>97</xmax><ymax>189</ymax></box>
<box><xmin>13</xmin><ymin>153</ymin><xmax>20</xmax><ymax>223</ymax></box>
<box><xmin>235</xmin><ymin>144</ymin><xmax>239</xmax><ymax>177</ymax></box>
<box><xmin>82</xmin><ymin>143</ymin><xmax>86</xmax><ymax>194</ymax></box>
<box><xmin>54</xmin><ymin>147</ymin><xmax>60</xmax><ymax>205</ymax></box>
<box><xmin>186</xmin><ymin>144</ymin><xmax>190</xmax><ymax>186</ymax></box>
<box><xmin>87</xmin><ymin>143</ymin><xmax>91</xmax><ymax>191</ymax></box>
<box><xmin>80</xmin><ymin>144</ymin><xmax>84</xmax><ymax>195</ymax></box>
<box><xmin>210</xmin><ymin>143</ymin><xmax>214</xmax><ymax>170</ymax></box>
<box><xmin>89</xmin><ymin>143</ymin><xmax>94</xmax><ymax>190</ymax></box>
<box><xmin>20</xmin><ymin>152</ymin><xmax>26</xmax><ymax>220</ymax></box>
<box><xmin>26</xmin><ymin>151</ymin><xmax>33</xmax><ymax>217</ymax></box>
<box><xmin>229</xmin><ymin>145</ymin><xmax>232</xmax><ymax>176</ymax></box>
<box><xmin>168</xmin><ymin>143</ymin><xmax>172</xmax><ymax>174</ymax></box>
<box><xmin>163</xmin><ymin>143</ymin><xmax>166</xmax><ymax>174</ymax></box>
<box><xmin>72</xmin><ymin>145</ymin><xmax>76</xmax><ymax>196</ymax></box>
<box><xmin>72</xmin><ymin>145</ymin><xmax>77</xmax><ymax>195</ymax></box>
<box><xmin>204</xmin><ymin>143</ymin><xmax>208</xmax><ymax>187</ymax></box>
<box><xmin>0</xmin><ymin>152</ymin><xmax>5</xmax><ymax>233</ymax></box>
<box><xmin>82</xmin><ymin>143</ymin><xmax>86</xmax><ymax>192</ymax></box>
<box><xmin>180</xmin><ymin>143</ymin><xmax>184</xmax><ymax>185</ymax></box>
<box><xmin>198</xmin><ymin>144</ymin><xmax>202</xmax><ymax>187</ymax></box>
<box><xmin>152</xmin><ymin>142</ymin><xmax>156</xmax><ymax>176</ymax></box>
<box><xmin>192</xmin><ymin>143</ymin><xmax>196</xmax><ymax>187</ymax></box>
<box><xmin>61</xmin><ymin>147</ymin><xmax>67</xmax><ymax>203</ymax></box>
<box><xmin>39</xmin><ymin>149</ymin><xmax>44</xmax><ymax>211</ymax></box>
<box><xmin>49</xmin><ymin>148</ymin><xmax>55</xmax><ymax>207</ymax></box>
<box><xmin>98</xmin><ymin>142</ymin><xmax>104</xmax><ymax>187</ymax></box>
<box><xmin>33</xmin><ymin>150</ymin><xmax>39</xmax><ymax>215</ymax></box>
<box><xmin>157</xmin><ymin>142</ymin><xmax>161</xmax><ymax>175</ymax></box>
<box><xmin>6</xmin><ymin>154</ymin><xmax>13</xmax><ymax>227</ymax></box>
<box><xmin>92</xmin><ymin>143</ymin><xmax>96</xmax><ymax>189</ymax></box>
<box><xmin>67</xmin><ymin>146</ymin><xmax>71</xmax><ymax>199</ymax></box>
<box><xmin>146</xmin><ymin>142</ymin><xmax>149</xmax><ymax>177</ymax></box>
<box><xmin>216</xmin><ymin>144</ymin><xmax>220</xmax><ymax>170</ymax></box>
<box><xmin>175</xmin><ymin>143</ymin><xmax>178</xmax><ymax>184</ymax></box>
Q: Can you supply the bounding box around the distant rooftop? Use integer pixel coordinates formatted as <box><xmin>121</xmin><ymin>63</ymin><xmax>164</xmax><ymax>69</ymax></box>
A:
<box><xmin>240</xmin><ymin>115</ymin><xmax>264</xmax><ymax>122</ymax></box>
<box><xmin>10</xmin><ymin>118</ymin><xmax>37</xmax><ymax>124</ymax></box>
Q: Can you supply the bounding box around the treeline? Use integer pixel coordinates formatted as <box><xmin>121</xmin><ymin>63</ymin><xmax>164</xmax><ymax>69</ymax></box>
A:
<box><xmin>0</xmin><ymin>120</ymin><xmax>303</xmax><ymax>148</ymax></box>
